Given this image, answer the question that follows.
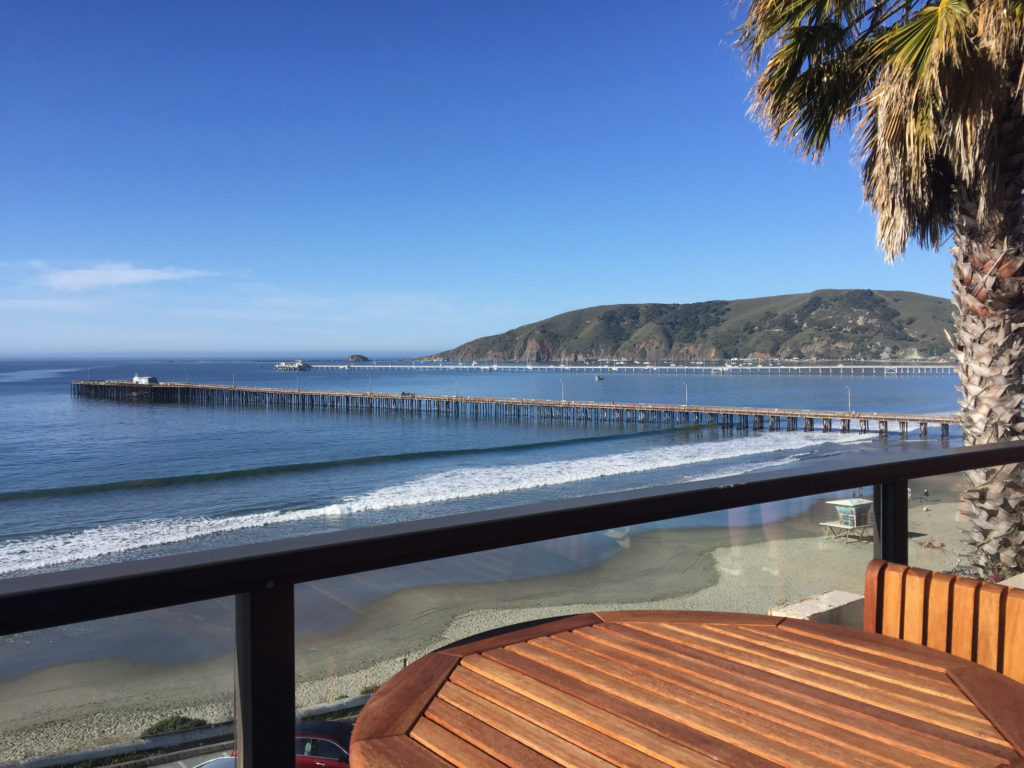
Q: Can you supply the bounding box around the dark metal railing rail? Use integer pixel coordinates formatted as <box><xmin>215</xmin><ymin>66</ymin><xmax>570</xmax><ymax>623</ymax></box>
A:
<box><xmin>2</xmin><ymin>442</ymin><xmax>1023</xmax><ymax>767</ymax></box>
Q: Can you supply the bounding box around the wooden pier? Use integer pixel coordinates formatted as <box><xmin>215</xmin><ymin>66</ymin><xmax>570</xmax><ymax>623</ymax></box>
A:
<box><xmin>72</xmin><ymin>381</ymin><xmax>958</xmax><ymax>438</ymax></box>
<box><xmin>312</xmin><ymin>362</ymin><xmax>957</xmax><ymax>376</ymax></box>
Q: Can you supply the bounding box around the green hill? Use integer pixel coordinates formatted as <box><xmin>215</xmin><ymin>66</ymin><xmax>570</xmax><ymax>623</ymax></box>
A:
<box><xmin>424</xmin><ymin>290</ymin><xmax>952</xmax><ymax>362</ymax></box>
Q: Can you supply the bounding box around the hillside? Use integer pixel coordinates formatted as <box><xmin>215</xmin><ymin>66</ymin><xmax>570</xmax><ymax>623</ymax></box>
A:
<box><xmin>424</xmin><ymin>290</ymin><xmax>953</xmax><ymax>362</ymax></box>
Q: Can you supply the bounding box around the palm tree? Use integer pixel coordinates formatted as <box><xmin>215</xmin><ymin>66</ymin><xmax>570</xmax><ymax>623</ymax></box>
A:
<box><xmin>735</xmin><ymin>1</ymin><xmax>1024</xmax><ymax>576</ymax></box>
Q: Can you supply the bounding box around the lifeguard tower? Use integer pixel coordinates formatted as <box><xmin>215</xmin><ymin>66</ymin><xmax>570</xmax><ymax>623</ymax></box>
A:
<box><xmin>820</xmin><ymin>497</ymin><xmax>874</xmax><ymax>542</ymax></box>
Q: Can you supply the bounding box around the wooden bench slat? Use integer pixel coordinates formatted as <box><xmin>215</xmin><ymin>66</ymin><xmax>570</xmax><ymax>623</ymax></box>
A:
<box><xmin>952</xmin><ymin>579</ymin><xmax>982</xmax><ymax>661</ymax></box>
<box><xmin>903</xmin><ymin>567</ymin><xmax>932</xmax><ymax>645</ymax></box>
<box><xmin>1004</xmin><ymin>589</ymin><xmax>1024</xmax><ymax>684</ymax></box>
<box><xmin>863</xmin><ymin>558</ymin><xmax>886</xmax><ymax>633</ymax></box>
<box><xmin>976</xmin><ymin>583</ymin><xmax>1007</xmax><ymax>672</ymax></box>
<box><xmin>865</xmin><ymin>558</ymin><xmax>1024</xmax><ymax>703</ymax></box>
<box><xmin>927</xmin><ymin>571</ymin><xmax>956</xmax><ymax>653</ymax></box>
<box><xmin>882</xmin><ymin>562</ymin><xmax>909</xmax><ymax>637</ymax></box>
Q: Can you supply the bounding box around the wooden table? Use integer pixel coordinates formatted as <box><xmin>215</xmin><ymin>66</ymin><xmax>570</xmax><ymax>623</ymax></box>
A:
<box><xmin>350</xmin><ymin>610</ymin><xmax>1024</xmax><ymax>768</ymax></box>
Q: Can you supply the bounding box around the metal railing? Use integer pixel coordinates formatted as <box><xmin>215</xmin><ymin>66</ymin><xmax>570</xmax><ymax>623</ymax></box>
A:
<box><xmin>2</xmin><ymin>441</ymin><xmax>1022</xmax><ymax>767</ymax></box>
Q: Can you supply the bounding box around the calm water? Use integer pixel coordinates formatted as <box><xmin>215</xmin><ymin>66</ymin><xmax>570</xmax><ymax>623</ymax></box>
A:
<box><xmin>0</xmin><ymin>358</ymin><xmax>960</xmax><ymax>578</ymax></box>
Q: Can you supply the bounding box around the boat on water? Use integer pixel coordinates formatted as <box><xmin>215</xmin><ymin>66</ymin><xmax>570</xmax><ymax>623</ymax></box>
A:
<box><xmin>275</xmin><ymin>360</ymin><xmax>311</xmax><ymax>371</ymax></box>
<box><xmin>595</xmin><ymin>375</ymin><xmax>604</xmax><ymax>381</ymax></box>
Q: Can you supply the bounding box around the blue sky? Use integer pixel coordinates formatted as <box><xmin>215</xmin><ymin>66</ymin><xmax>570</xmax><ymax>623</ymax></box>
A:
<box><xmin>1</xmin><ymin>1</ymin><xmax>954</xmax><ymax>358</ymax></box>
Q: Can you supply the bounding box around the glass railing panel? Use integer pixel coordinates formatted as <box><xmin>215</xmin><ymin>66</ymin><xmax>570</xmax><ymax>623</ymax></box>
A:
<box><xmin>0</xmin><ymin>598</ymin><xmax>235</xmax><ymax>765</ymax></box>
<box><xmin>906</xmin><ymin>471</ymin><xmax>973</xmax><ymax>575</ymax></box>
<box><xmin>293</xmin><ymin>490</ymin><xmax>878</xmax><ymax>712</ymax></box>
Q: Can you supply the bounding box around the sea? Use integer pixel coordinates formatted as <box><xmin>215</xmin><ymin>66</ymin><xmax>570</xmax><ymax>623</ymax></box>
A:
<box><xmin>0</xmin><ymin>358</ymin><xmax>961</xmax><ymax>581</ymax></box>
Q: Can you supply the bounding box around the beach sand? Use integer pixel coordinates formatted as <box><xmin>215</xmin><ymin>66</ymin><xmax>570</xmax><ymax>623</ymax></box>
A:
<box><xmin>0</xmin><ymin>477</ymin><xmax>970</xmax><ymax>763</ymax></box>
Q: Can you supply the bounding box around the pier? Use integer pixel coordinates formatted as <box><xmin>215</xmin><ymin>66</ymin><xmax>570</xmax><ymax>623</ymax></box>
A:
<box><xmin>72</xmin><ymin>381</ymin><xmax>958</xmax><ymax>438</ymax></box>
<box><xmin>311</xmin><ymin>362</ymin><xmax>956</xmax><ymax>375</ymax></box>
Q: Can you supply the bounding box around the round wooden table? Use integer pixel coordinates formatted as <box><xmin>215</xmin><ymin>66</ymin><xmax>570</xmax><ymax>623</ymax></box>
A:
<box><xmin>351</xmin><ymin>610</ymin><xmax>1024</xmax><ymax>767</ymax></box>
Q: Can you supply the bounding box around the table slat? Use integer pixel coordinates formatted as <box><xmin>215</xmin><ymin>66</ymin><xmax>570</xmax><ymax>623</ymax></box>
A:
<box><xmin>422</xmin><ymin>697</ymin><xmax>560</xmax><ymax>768</ymax></box>
<box><xmin>551</xmin><ymin>627</ymin><xmax>1003</xmax><ymax>768</ymax></box>
<box><xmin>777</xmin><ymin>619</ymin><xmax>954</xmax><ymax>671</ymax></box>
<box><xmin>351</xmin><ymin>734</ymin><xmax>463</xmax><ymax>768</ymax></box>
<box><xmin>587</xmin><ymin>622</ymin><xmax>1015</xmax><ymax>760</ymax></box>
<box><xmin>450</xmin><ymin>661</ymin><xmax>728</xmax><ymax>768</ymax></box>
<box><xmin>411</xmin><ymin>716</ymin><xmax>509</xmax><ymax>768</ymax></box>
<box><xmin>439</xmin><ymin>680</ymin><xmax>618</xmax><ymax>768</ymax></box>
<box><xmin>733</xmin><ymin>625</ymin><xmax>956</xmax><ymax>693</ymax></box>
<box><xmin>948</xmin><ymin>663</ymin><xmax>1024</xmax><ymax>757</ymax></box>
<box><xmin>477</xmin><ymin>648</ymin><xmax>782</xmax><ymax>768</ymax></box>
<box><xmin>631</xmin><ymin>622</ymin><xmax>994</xmax><ymax>738</ymax></box>
<box><xmin>353</xmin><ymin>652</ymin><xmax>459</xmax><ymax>739</ymax></box>
<box><xmin>503</xmin><ymin>641</ymin><xmax>854</xmax><ymax>768</ymax></box>
<box><xmin>457</xmin><ymin>657</ymin><xmax>750</xmax><ymax>768</ymax></box>
<box><xmin>655</xmin><ymin>622</ymin><xmax>975</xmax><ymax>709</ymax></box>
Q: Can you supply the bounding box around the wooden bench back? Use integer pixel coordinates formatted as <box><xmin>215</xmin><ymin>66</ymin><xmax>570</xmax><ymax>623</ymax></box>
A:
<box><xmin>864</xmin><ymin>559</ymin><xmax>1024</xmax><ymax>683</ymax></box>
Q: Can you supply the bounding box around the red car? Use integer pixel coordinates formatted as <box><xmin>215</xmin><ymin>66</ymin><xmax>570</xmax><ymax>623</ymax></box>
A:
<box><xmin>215</xmin><ymin>719</ymin><xmax>353</xmax><ymax>768</ymax></box>
<box><xmin>294</xmin><ymin>720</ymin><xmax>353</xmax><ymax>767</ymax></box>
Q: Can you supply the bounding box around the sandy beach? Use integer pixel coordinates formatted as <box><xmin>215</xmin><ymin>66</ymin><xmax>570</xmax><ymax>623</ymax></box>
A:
<box><xmin>0</xmin><ymin>477</ymin><xmax>970</xmax><ymax>763</ymax></box>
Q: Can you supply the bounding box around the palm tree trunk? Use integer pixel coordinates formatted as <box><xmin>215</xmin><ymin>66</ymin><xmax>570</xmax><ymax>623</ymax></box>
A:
<box><xmin>950</xmin><ymin>207</ymin><xmax>1024</xmax><ymax>577</ymax></box>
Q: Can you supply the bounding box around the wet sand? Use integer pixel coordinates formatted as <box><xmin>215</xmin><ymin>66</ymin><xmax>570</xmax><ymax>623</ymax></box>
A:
<box><xmin>0</xmin><ymin>479</ymin><xmax>969</xmax><ymax>763</ymax></box>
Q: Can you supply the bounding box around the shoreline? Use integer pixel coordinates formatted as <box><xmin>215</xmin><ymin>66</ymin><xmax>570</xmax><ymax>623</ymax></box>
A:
<box><xmin>0</xmin><ymin>479</ymin><xmax>970</xmax><ymax>762</ymax></box>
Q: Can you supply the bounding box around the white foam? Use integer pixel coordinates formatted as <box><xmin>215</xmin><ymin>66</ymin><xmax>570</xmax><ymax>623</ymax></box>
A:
<box><xmin>323</xmin><ymin>431</ymin><xmax>865</xmax><ymax>514</ymax></box>
<box><xmin>0</xmin><ymin>431</ymin><xmax>869</xmax><ymax>575</ymax></box>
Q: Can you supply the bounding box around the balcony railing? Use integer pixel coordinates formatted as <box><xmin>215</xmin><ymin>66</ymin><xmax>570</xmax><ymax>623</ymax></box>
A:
<box><xmin>1</xmin><ymin>441</ymin><xmax>1022</xmax><ymax>768</ymax></box>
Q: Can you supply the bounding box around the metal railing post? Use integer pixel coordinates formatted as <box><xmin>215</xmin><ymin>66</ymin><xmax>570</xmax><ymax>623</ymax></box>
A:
<box><xmin>235</xmin><ymin>580</ymin><xmax>295</xmax><ymax>768</ymax></box>
<box><xmin>873</xmin><ymin>479</ymin><xmax>909</xmax><ymax>564</ymax></box>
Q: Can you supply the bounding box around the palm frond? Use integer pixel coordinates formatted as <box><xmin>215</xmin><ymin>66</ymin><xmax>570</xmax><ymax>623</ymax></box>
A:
<box><xmin>873</xmin><ymin>0</ymin><xmax>972</xmax><ymax>85</ymax></box>
<box><xmin>736</xmin><ymin>0</ymin><xmax>1024</xmax><ymax>259</ymax></box>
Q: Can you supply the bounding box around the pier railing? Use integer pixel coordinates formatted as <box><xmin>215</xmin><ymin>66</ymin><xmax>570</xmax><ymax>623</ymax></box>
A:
<box><xmin>72</xmin><ymin>380</ymin><xmax>959</xmax><ymax>436</ymax></box>
<box><xmin>1</xmin><ymin>442</ymin><xmax>1021</xmax><ymax>767</ymax></box>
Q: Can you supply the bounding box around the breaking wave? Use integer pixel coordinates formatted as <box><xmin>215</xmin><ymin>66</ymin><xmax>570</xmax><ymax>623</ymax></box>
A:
<box><xmin>0</xmin><ymin>431</ymin><xmax>869</xmax><ymax>575</ymax></box>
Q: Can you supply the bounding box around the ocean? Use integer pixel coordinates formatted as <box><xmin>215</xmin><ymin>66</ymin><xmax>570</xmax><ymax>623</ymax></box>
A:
<box><xmin>0</xmin><ymin>358</ymin><xmax>960</xmax><ymax>579</ymax></box>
